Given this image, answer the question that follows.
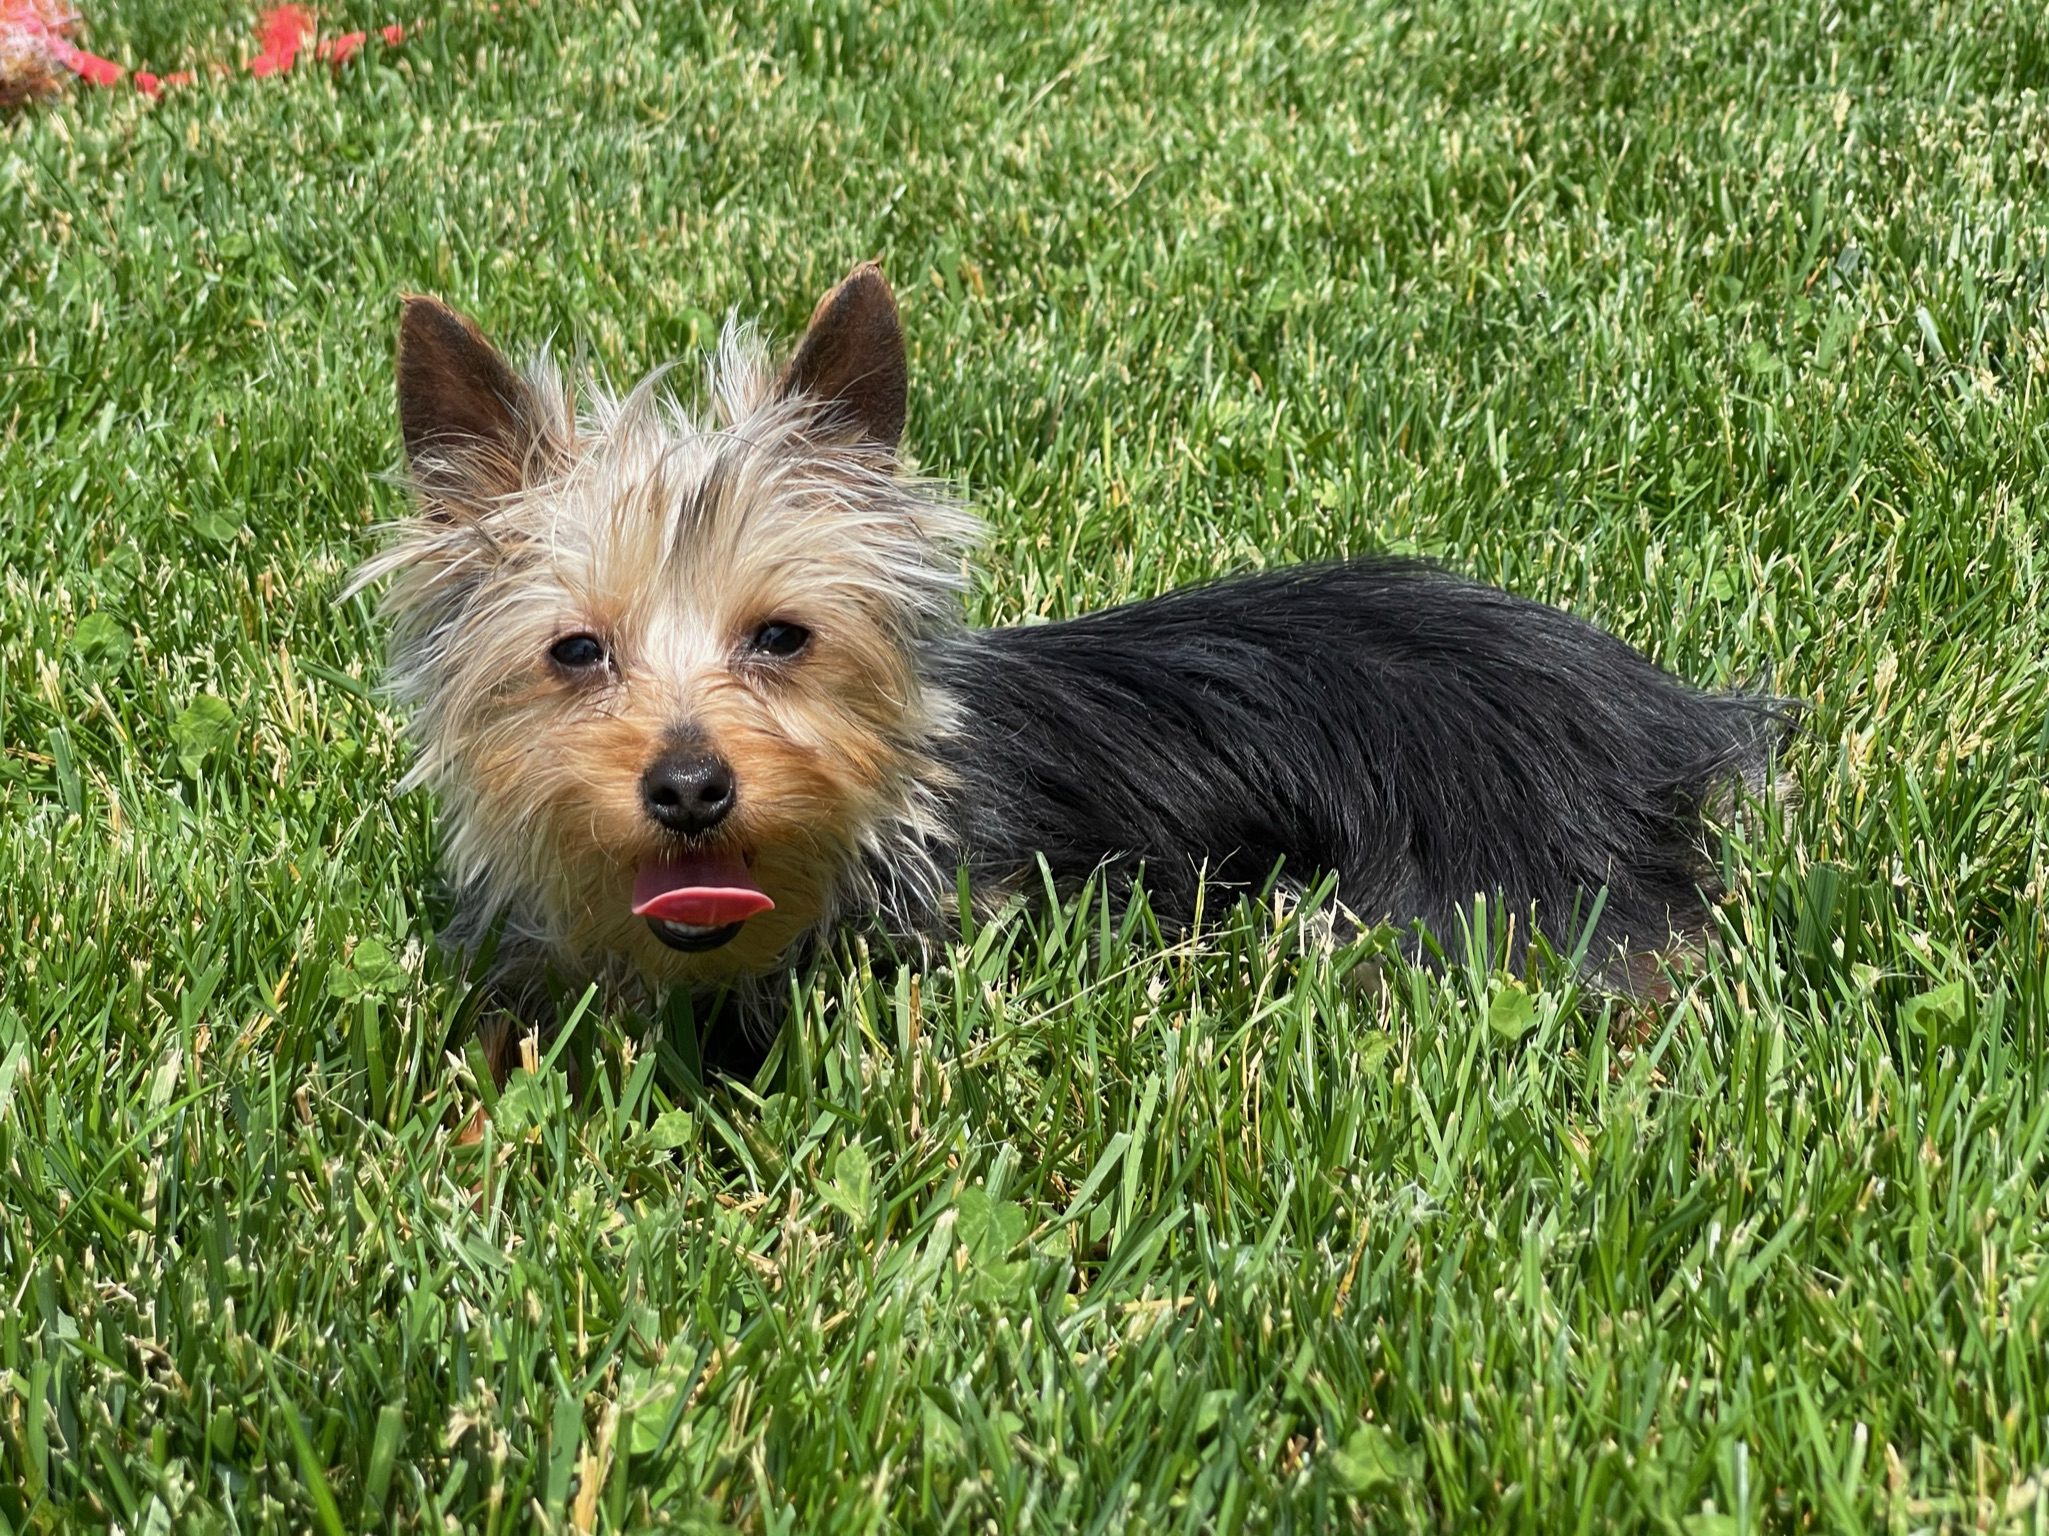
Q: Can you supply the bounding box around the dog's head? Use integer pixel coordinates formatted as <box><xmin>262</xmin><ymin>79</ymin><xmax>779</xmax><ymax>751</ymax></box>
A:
<box><xmin>361</xmin><ymin>265</ymin><xmax>977</xmax><ymax>984</ymax></box>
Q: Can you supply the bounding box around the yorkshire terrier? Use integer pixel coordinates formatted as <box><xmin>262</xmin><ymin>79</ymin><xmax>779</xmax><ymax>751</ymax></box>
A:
<box><xmin>360</xmin><ymin>263</ymin><xmax>1787</xmax><ymax>1060</ymax></box>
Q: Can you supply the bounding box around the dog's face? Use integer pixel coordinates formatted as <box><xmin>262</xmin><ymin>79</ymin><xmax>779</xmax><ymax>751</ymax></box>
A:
<box><xmin>365</xmin><ymin>266</ymin><xmax>977</xmax><ymax>985</ymax></box>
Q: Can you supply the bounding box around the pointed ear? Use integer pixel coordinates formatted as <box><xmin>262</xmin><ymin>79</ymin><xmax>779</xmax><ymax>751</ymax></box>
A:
<box><xmin>396</xmin><ymin>296</ymin><xmax>557</xmax><ymax>506</ymax></box>
<box><xmin>777</xmin><ymin>262</ymin><xmax>907</xmax><ymax>449</ymax></box>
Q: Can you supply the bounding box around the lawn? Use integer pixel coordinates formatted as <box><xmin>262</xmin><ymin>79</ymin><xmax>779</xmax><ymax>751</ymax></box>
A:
<box><xmin>4</xmin><ymin>0</ymin><xmax>2048</xmax><ymax>1529</ymax></box>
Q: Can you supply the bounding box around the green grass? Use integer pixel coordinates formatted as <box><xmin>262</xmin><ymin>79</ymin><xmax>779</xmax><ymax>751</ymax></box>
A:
<box><xmin>4</xmin><ymin>0</ymin><xmax>2049</xmax><ymax>1528</ymax></box>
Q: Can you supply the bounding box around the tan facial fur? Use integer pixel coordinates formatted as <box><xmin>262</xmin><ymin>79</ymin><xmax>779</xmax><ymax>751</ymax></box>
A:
<box><xmin>360</xmin><ymin>267</ymin><xmax>980</xmax><ymax>991</ymax></box>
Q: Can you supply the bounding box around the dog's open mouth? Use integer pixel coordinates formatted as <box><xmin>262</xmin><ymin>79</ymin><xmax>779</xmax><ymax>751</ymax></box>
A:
<box><xmin>646</xmin><ymin>918</ymin><xmax>745</xmax><ymax>952</ymax></box>
<box><xmin>633</xmin><ymin>852</ymin><xmax>774</xmax><ymax>953</ymax></box>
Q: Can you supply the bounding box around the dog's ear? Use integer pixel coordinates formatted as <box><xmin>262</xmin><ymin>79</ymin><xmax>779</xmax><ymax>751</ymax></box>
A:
<box><xmin>396</xmin><ymin>296</ymin><xmax>560</xmax><ymax>507</ymax></box>
<box><xmin>778</xmin><ymin>262</ymin><xmax>907</xmax><ymax>449</ymax></box>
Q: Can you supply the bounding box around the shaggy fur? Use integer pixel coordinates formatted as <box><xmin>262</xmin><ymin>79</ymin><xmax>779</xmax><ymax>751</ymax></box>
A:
<box><xmin>927</xmin><ymin>566</ymin><xmax>1781</xmax><ymax>987</ymax></box>
<box><xmin>360</xmin><ymin>264</ymin><xmax>1787</xmax><ymax>1052</ymax></box>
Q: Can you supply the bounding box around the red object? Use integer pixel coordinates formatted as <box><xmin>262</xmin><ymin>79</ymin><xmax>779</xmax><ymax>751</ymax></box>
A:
<box><xmin>50</xmin><ymin>38</ymin><xmax>119</xmax><ymax>84</ymax></box>
<box><xmin>6</xmin><ymin>3</ymin><xmax>409</xmax><ymax>102</ymax></box>
<box><xmin>247</xmin><ymin>3</ymin><xmax>311</xmax><ymax>76</ymax></box>
<box><xmin>318</xmin><ymin>28</ymin><xmax>364</xmax><ymax>64</ymax></box>
<box><xmin>311</xmin><ymin>20</ymin><xmax>402</xmax><ymax>67</ymax></box>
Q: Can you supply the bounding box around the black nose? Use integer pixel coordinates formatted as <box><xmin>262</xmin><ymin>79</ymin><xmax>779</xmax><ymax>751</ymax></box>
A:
<box><xmin>641</xmin><ymin>750</ymin><xmax>736</xmax><ymax>836</ymax></box>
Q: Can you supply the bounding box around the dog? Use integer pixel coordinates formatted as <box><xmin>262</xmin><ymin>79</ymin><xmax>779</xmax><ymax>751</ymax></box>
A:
<box><xmin>359</xmin><ymin>262</ymin><xmax>1788</xmax><ymax>1058</ymax></box>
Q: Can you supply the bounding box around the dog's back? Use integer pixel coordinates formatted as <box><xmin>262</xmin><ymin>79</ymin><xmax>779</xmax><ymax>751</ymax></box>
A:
<box><xmin>930</xmin><ymin>559</ymin><xmax>1788</xmax><ymax>977</ymax></box>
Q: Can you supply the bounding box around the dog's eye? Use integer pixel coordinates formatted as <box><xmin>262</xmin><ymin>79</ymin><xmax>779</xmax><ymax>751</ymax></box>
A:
<box><xmin>549</xmin><ymin>633</ymin><xmax>608</xmax><ymax>670</ymax></box>
<box><xmin>749</xmin><ymin>621</ymin><xmax>812</xmax><ymax>659</ymax></box>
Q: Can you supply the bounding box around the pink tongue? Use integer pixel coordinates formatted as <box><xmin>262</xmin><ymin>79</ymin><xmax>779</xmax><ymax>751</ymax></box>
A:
<box><xmin>632</xmin><ymin>853</ymin><xmax>775</xmax><ymax>928</ymax></box>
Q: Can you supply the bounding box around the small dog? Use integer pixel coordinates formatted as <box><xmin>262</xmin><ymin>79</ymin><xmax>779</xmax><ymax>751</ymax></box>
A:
<box><xmin>361</xmin><ymin>263</ymin><xmax>1786</xmax><ymax>1050</ymax></box>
